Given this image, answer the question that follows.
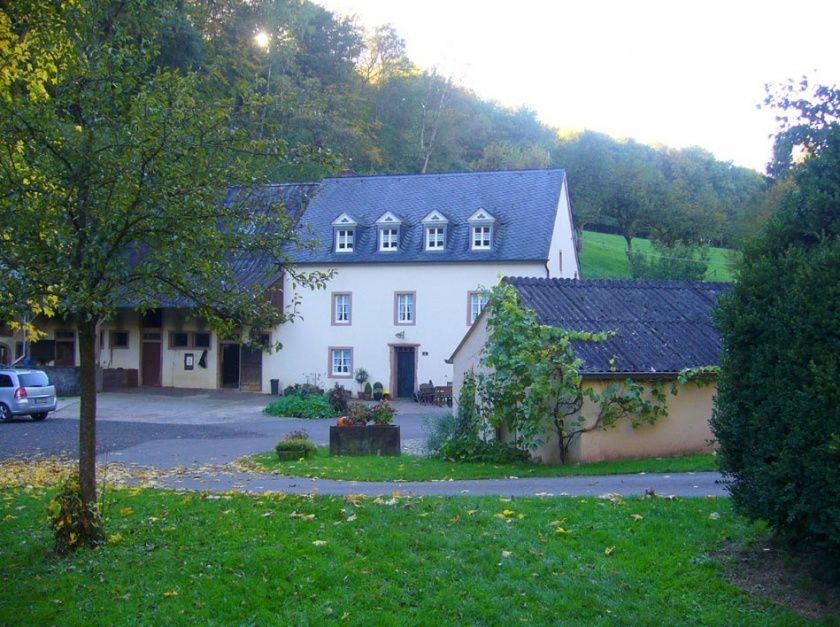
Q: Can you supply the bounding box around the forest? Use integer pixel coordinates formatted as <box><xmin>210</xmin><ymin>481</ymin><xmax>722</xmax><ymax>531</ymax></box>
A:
<box><xmin>19</xmin><ymin>0</ymin><xmax>779</xmax><ymax>267</ymax></box>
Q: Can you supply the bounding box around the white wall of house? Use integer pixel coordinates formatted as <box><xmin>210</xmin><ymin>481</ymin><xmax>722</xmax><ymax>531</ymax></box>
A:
<box><xmin>546</xmin><ymin>179</ymin><xmax>580</xmax><ymax>279</ymax></box>
<box><xmin>267</xmin><ymin>262</ymin><xmax>548</xmax><ymax>396</ymax></box>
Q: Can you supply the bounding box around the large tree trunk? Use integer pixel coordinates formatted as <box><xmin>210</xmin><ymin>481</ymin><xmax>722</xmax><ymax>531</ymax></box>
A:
<box><xmin>77</xmin><ymin>318</ymin><xmax>98</xmax><ymax>506</ymax></box>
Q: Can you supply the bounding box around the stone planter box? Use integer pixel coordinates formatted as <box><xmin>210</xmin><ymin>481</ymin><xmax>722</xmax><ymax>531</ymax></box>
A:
<box><xmin>329</xmin><ymin>425</ymin><xmax>400</xmax><ymax>457</ymax></box>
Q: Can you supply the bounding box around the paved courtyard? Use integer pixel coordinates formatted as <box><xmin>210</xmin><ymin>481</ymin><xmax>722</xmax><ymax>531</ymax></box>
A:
<box><xmin>0</xmin><ymin>388</ymin><xmax>448</xmax><ymax>467</ymax></box>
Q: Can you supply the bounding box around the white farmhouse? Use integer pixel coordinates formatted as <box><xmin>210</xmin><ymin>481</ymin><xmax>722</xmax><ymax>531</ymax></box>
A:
<box><xmin>0</xmin><ymin>169</ymin><xmax>579</xmax><ymax>396</ymax></box>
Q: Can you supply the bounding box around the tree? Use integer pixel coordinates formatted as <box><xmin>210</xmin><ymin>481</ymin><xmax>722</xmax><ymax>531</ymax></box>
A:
<box><xmin>627</xmin><ymin>242</ymin><xmax>711</xmax><ymax>281</ymax></box>
<box><xmin>711</xmin><ymin>80</ymin><xmax>840</xmax><ymax>566</ymax></box>
<box><xmin>0</xmin><ymin>0</ymin><xmax>329</xmax><ymax>549</ymax></box>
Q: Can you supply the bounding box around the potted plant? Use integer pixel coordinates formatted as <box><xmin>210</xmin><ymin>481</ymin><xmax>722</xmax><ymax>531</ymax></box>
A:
<box><xmin>363</xmin><ymin>382</ymin><xmax>372</xmax><ymax>400</ymax></box>
<box><xmin>382</xmin><ymin>389</ymin><xmax>391</xmax><ymax>401</ymax></box>
<box><xmin>275</xmin><ymin>431</ymin><xmax>317</xmax><ymax>461</ymax></box>
<box><xmin>354</xmin><ymin>368</ymin><xmax>370</xmax><ymax>400</ymax></box>
<box><xmin>372</xmin><ymin>381</ymin><xmax>383</xmax><ymax>401</ymax></box>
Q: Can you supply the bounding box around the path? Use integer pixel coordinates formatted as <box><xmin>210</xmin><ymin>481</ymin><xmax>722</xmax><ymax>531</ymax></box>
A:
<box><xmin>149</xmin><ymin>469</ymin><xmax>727</xmax><ymax>498</ymax></box>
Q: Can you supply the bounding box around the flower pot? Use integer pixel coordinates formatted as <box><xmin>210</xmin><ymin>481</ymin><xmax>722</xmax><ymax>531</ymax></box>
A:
<box><xmin>357</xmin><ymin>392</ymin><xmax>369</xmax><ymax>401</ymax></box>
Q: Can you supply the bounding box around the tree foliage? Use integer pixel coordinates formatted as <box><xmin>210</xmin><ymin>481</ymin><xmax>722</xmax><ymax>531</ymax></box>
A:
<box><xmin>712</xmin><ymin>81</ymin><xmax>840</xmax><ymax>566</ymax></box>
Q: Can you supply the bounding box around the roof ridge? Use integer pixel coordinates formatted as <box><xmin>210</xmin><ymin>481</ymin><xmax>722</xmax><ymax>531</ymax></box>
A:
<box><xmin>322</xmin><ymin>168</ymin><xmax>565</xmax><ymax>182</ymax></box>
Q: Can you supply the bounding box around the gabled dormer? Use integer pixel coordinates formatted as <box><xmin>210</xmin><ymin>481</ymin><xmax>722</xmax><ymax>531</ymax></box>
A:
<box><xmin>375</xmin><ymin>211</ymin><xmax>402</xmax><ymax>252</ymax></box>
<box><xmin>331</xmin><ymin>213</ymin><xmax>357</xmax><ymax>253</ymax></box>
<box><xmin>421</xmin><ymin>210</ymin><xmax>449</xmax><ymax>251</ymax></box>
<box><xmin>468</xmin><ymin>208</ymin><xmax>496</xmax><ymax>250</ymax></box>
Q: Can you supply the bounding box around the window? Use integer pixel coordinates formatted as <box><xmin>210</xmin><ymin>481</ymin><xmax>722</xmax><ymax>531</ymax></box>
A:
<box><xmin>169</xmin><ymin>332</ymin><xmax>212</xmax><ymax>349</ymax></box>
<box><xmin>0</xmin><ymin>374</ymin><xmax>12</xmax><ymax>388</ymax></box>
<box><xmin>471</xmin><ymin>225</ymin><xmax>492</xmax><ymax>250</ymax></box>
<box><xmin>468</xmin><ymin>291</ymin><xmax>490</xmax><ymax>324</ymax></box>
<box><xmin>379</xmin><ymin>227</ymin><xmax>399</xmax><ymax>251</ymax></box>
<box><xmin>425</xmin><ymin>226</ymin><xmax>445</xmax><ymax>251</ymax></box>
<box><xmin>329</xmin><ymin>347</ymin><xmax>353</xmax><ymax>377</ymax></box>
<box><xmin>170</xmin><ymin>332</ymin><xmax>189</xmax><ymax>348</ymax></box>
<box><xmin>54</xmin><ymin>329</ymin><xmax>75</xmax><ymax>366</ymax></box>
<box><xmin>335</xmin><ymin>229</ymin><xmax>354</xmax><ymax>252</ymax></box>
<box><xmin>395</xmin><ymin>292</ymin><xmax>415</xmax><ymax>325</ymax></box>
<box><xmin>109</xmin><ymin>331</ymin><xmax>129</xmax><ymax>349</ymax></box>
<box><xmin>332</xmin><ymin>293</ymin><xmax>351</xmax><ymax>325</ymax></box>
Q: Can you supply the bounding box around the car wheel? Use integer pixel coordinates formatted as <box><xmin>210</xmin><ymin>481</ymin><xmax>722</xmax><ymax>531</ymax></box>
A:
<box><xmin>0</xmin><ymin>403</ymin><xmax>12</xmax><ymax>423</ymax></box>
<box><xmin>31</xmin><ymin>412</ymin><xmax>48</xmax><ymax>421</ymax></box>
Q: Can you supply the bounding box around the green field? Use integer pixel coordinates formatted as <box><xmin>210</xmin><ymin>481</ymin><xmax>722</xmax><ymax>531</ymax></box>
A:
<box><xmin>0</xmin><ymin>487</ymin><xmax>806</xmax><ymax>624</ymax></box>
<box><xmin>579</xmin><ymin>231</ymin><xmax>736</xmax><ymax>281</ymax></box>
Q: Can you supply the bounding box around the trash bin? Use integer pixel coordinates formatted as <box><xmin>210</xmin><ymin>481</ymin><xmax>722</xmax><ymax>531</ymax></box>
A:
<box><xmin>270</xmin><ymin>379</ymin><xmax>280</xmax><ymax>396</ymax></box>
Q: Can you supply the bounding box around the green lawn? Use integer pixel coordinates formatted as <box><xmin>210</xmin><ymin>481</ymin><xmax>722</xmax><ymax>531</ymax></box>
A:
<box><xmin>579</xmin><ymin>230</ymin><xmax>736</xmax><ymax>281</ymax></box>
<box><xmin>243</xmin><ymin>448</ymin><xmax>718</xmax><ymax>481</ymax></box>
<box><xmin>0</xmin><ymin>487</ymin><xmax>804</xmax><ymax>624</ymax></box>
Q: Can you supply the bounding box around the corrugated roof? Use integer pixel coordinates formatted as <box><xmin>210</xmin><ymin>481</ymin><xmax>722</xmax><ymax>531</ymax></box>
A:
<box><xmin>505</xmin><ymin>277</ymin><xmax>728</xmax><ymax>374</ymax></box>
<box><xmin>288</xmin><ymin>169</ymin><xmax>566</xmax><ymax>264</ymax></box>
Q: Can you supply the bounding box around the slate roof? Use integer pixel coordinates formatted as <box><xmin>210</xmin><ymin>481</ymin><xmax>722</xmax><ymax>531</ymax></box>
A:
<box><xmin>288</xmin><ymin>169</ymin><xmax>567</xmax><ymax>264</ymax></box>
<box><xmin>505</xmin><ymin>277</ymin><xmax>728</xmax><ymax>375</ymax></box>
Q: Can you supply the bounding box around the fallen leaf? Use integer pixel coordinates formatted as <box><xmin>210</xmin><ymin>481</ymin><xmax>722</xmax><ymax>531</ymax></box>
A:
<box><xmin>163</xmin><ymin>590</ymin><xmax>178</xmax><ymax>597</ymax></box>
<box><xmin>119</xmin><ymin>507</ymin><xmax>134</xmax><ymax>517</ymax></box>
<box><xmin>604</xmin><ymin>546</ymin><xmax>615</xmax><ymax>556</ymax></box>
<box><xmin>501</xmin><ymin>550</ymin><xmax>512</xmax><ymax>558</ymax></box>
<box><xmin>631</xmin><ymin>514</ymin><xmax>643</xmax><ymax>522</ymax></box>
<box><xmin>709</xmin><ymin>512</ymin><xmax>720</xmax><ymax>520</ymax></box>
<box><xmin>312</xmin><ymin>540</ymin><xmax>327</xmax><ymax>547</ymax></box>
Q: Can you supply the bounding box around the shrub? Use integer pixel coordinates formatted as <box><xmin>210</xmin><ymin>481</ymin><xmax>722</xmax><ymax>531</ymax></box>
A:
<box><xmin>712</xmin><ymin>84</ymin><xmax>840</xmax><ymax>568</ymax></box>
<box><xmin>282</xmin><ymin>383</ymin><xmax>324</xmax><ymax>398</ymax></box>
<box><xmin>329</xmin><ymin>383</ymin><xmax>350</xmax><ymax>413</ymax></box>
<box><xmin>275</xmin><ymin>435</ymin><xmax>317</xmax><ymax>459</ymax></box>
<box><xmin>424</xmin><ymin>414</ymin><xmax>528</xmax><ymax>464</ymax></box>
<box><xmin>46</xmin><ymin>475</ymin><xmax>104</xmax><ymax>555</ymax></box>
<box><xmin>369</xmin><ymin>400</ymin><xmax>395</xmax><ymax>425</ymax></box>
<box><xmin>348</xmin><ymin>402</ymin><xmax>370</xmax><ymax>425</ymax></box>
<box><xmin>264</xmin><ymin>393</ymin><xmax>336</xmax><ymax>419</ymax></box>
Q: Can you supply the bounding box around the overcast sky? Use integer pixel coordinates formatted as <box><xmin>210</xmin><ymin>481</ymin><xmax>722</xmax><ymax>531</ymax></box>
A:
<box><xmin>316</xmin><ymin>0</ymin><xmax>840</xmax><ymax>172</ymax></box>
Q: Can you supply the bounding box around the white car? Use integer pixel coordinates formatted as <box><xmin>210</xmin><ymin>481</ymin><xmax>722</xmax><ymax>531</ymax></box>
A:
<box><xmin>0</xmin><ymin>368</ymin><xmax>57</xmax><ymax>422</ymax></box>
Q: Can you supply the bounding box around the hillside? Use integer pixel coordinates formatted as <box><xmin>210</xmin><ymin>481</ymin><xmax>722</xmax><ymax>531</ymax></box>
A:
<box><xmin>578</xmin><ymin>231</ymin><xmax>736</xmax><ymax>282</ymax></box>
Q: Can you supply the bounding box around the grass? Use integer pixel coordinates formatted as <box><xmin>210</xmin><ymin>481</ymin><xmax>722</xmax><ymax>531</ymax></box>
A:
<box><xmin>243</xmin><ymin>447</ymin><xmax>718</xmax><ymax>482</ymax></box>
<box><xmin>579</xmin><ymin>230</ymin><xmax>736</xmax><ymax>281</ymax></box>
<box><xmin>0</xmin><ymin>486</ymin><xmax>805</xmax><ymax>624</ymax></box>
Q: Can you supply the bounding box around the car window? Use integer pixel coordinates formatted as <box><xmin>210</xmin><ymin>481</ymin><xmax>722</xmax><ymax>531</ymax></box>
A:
<box><xmin>18</xmin><ymin>372</ymin><xmax>49</xmax><ymax>387</ymax></box>
<box><xmin>0</xmin><ymin>374</ymin><xmax>13</xmax><ymax>388</ymax></box>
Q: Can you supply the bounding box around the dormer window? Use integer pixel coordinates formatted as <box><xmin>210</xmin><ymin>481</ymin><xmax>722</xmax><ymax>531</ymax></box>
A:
<box><xmin>380</xmin><ymin>228</ymin><xmax>399</xmax><ymax>251</ymax></box>
<box><xmin>421</xmin><ymin>210</ymin><xmax>449</xmax><ymax>252</ymax></box>
<box><xmin>375</xmin><ymin>211</ymin><xmax>402</xmax><ymax>252</ymax></box>
<box><xmin>331</xmin><ymin>213</ymin><xmax>357</xmax><ymax>253</ymax></box>
<box><xmin>472</xmin><ymin>225</ymin><xmax>491</xmax><ymax>249</ymax></box>
<box><xmin>468</xmin><ymin>208</ymin><xmax>496</xmax><ymax>251</ymax></box>
<box><xmin>426</xmin><ymin>227</ymin><xmax>445</xmax><ymax>250</ymax></box>
<box><xmin>336</xmin><ymin>229</ymin><xmax>354</xmax><ymax>252</ymax></box>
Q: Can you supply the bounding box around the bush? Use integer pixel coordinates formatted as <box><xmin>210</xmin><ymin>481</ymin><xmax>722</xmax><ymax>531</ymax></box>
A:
<box><xmin>282</xmin><ymin>383</ymin><xmax>324</xmax><ymax>398</ymax></box>
<box><xmin>369</xmin><ymin>400</ymin><xmax>395</xmax><ymax>425</ymax></box>
<box><xmin>46</xmin><ymin>475</ymin><xmax>104</xmax><ymax>555</ymax></box>
<box><xmin>264</xmin><ymin>393</ymin><xmax>337</xmax><ymax>419</ymax></box>
<box><xmin>424</xmin><ymin>414</ymin><xmax>529</xmax><ymax>464</ymax></box>
<box><xmin>329</xmin><ymin>383</ymin><xmax>350</xmax><ymax>413</ymax></box>
<box><xmin>275</xmin><ymin>435</ymin><xmax>317</xmax><ymax>459</ymax></box>
<box><xmin>712</xmin><ymin>89</ymin><xmax>840</xmax><ymax>568</ymax></box>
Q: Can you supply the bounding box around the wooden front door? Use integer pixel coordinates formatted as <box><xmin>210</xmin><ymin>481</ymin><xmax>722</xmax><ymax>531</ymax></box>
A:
<box><xmin>240</xmin><ymin>345</ymin><xmax>263</xmax><ymax>392</ymax></box>
<box><xmin>141</xmin><ymin>338</ymin><xmax>162</xmax><ymax>387</ymax></box>
<box><xmin>395</xmin><ymin>346</ymin><xmax>416</xmax><ymax>398</ymax></box>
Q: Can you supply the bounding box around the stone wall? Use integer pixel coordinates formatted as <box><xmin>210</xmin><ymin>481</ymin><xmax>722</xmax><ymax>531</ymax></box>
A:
<box><xmin>42</xmin><ymin>366</ymin><xmax>103</xmax><ymax>396</ymax></box>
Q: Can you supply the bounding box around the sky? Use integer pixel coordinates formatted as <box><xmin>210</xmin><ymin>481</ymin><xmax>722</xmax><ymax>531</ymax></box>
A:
<box><xmin>315</xmin><ymin>0</ymin><xmax>840</xmax><ymax>172</ymax></box>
